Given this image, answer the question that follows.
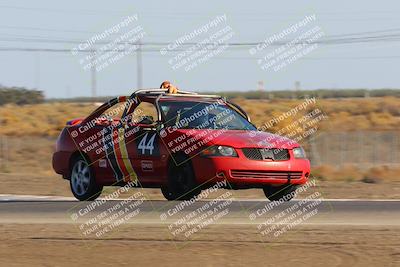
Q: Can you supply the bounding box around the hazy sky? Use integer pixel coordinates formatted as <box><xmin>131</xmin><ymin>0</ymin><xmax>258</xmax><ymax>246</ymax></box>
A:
<box><xmin>0</xmin><ymin>0</ymin><xmax>400</xmax><ymax>98</ymax></box>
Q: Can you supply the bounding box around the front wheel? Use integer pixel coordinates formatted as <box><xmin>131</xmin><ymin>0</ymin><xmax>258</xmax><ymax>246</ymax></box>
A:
<box><xmin>161</xmin><ymin>157</ymin><xmax>200</xmax><ymax>201</ymax></box>
<box><xmin>263</xmin><ymin>184</ymin><xmax>298</xmax><ymax>202</ymax></box>
<box><xmin>70</xmin><ymin>157</ymin><xmax>103</xmax><ymax>201</ymax></box>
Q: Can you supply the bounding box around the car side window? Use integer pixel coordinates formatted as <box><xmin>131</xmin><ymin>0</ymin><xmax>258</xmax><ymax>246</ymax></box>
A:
<box><xmin>131</xmin><ymin>102</ymin><xmax>158</xmax><ymax>125</ymax></box>
<box><xmin>99</xmin><ymin>101</ymin><xmax>128</xmax><ymax>123</ymax></box>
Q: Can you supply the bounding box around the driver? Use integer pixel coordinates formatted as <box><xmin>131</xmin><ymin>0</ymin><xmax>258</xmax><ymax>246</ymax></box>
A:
<box><xmin>160</xmin><ymin>80</ymin><xmax>178</xmax><ymax>94</ymax></box>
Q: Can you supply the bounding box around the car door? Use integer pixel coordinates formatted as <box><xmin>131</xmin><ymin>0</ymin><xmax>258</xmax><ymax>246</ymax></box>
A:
<box><xmin>81</xmin><ymin>99</ymin><xmax>132</xmax><ymax>184</ymax></box>
<box><xmin>123</xmin><ymin>101</ymin><xmax>168</xmax><ymax>185</ymax></box>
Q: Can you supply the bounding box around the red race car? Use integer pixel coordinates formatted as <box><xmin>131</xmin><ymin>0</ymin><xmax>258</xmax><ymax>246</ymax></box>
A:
<box><xmin>52</xmin><ymin>87</ymin><xmax>310</xmax><ymax>201</ymax></box>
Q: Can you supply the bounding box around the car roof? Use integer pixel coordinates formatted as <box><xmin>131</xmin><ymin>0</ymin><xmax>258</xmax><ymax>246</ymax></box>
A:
<box><xmin>133</xmin><ymin>88</ymin><xmax>222</xmax><ymax>104</ymax></box>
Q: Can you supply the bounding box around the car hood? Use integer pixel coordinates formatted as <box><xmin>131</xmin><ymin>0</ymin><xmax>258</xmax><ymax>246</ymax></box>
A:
<box><xmin>176</xmin><ymin>129</ymin><xmax>299</xmax><ymax>149</ymax></box>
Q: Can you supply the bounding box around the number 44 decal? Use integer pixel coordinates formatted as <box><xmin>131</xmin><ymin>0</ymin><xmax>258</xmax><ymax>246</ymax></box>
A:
<box><xmin>138</xmin><ymin>133</ymin><xmax>157</xmax><ymax>155</ymax></box>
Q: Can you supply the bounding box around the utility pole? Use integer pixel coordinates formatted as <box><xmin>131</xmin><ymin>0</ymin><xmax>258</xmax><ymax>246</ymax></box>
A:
<box><xmin>293</xmin><ymin>81</ymin><xmax>300</xmax><ymax>99</ymax></box>
<box><xmin>137</xmin><ymin>40</ymin><xmax>143</xmax><ymax>89</ymax></box>
<box><xmin>34</xmin><ymin>52</ymin><xmax>40</xmax><ymax>89</ymax></box>
<box><xmin>66</xmin><ymin>85</ymin><xmax>71</xmax><ymax>99</ymax></box>
<box><xmin>257</xmin><ymin>80</ymin><xmax>264</xmax><ymax>91</ymax></box>
<box><xmin>91</xmin><ymin>50</ymin><xmax>97</xmax><ymax>103</ymax></box>
<box><xmin>295</xmin><ymin>81</ymin><xmax>301</xmax><ymax>91</ymax></box>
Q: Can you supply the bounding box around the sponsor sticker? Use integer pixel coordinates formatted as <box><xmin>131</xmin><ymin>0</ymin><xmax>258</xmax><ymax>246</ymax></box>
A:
<box><xmin>99</xmin><ymin>159</ymin><xmax>107</xmax><ymax>168</ymax></box>
<box><xmin>141</xmin><ymin>160</ymin><xmax>153</xmax><ymax>172</ymax></box>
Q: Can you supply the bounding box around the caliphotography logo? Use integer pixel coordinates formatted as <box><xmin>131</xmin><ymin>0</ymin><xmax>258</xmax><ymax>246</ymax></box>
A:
<box><xmin>1</xmin><ymin>1</ymin><xmax>400</xmax><ymax>267</ymax></box>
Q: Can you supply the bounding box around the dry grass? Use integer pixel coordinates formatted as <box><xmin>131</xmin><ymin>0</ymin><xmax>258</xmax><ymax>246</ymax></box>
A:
<box><xmin>0</xmin><ymin>136</ymin><xmax>55</xmax><ymax>175</ymax></box>
<box><xmin>0</xmin><ymin>97</ymin><xmax>399</xmax><ymax>137</ymax></box>
<box><xmin>311</xmin><ymin>164</ymin><xmax>400</xmax><ymax>183</ymax></box>
<box><xmin>234</xmin><ymin>96</ymin><xmax>400</xmax><ymax>133</ymax></box>
<box><xmin>0</xmin><ymin>102</ymin><xmax>94</xmax><ymax>136</ymax></box>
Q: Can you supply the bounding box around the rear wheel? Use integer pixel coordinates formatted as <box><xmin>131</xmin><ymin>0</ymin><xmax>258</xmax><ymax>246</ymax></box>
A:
<box><xmin>70</xmin><ymin>156</ymin><xmax>103</xmax><ymax>201</ymax></box>
<box><xmin>161</xmin><ymin>157</ymin><xmax>200</xmax><ymax>201</ymax></box>
<box><xmin>263</xmin><ymin>184</ymin><xmax>298</xmax><ymax>202</ymax></box>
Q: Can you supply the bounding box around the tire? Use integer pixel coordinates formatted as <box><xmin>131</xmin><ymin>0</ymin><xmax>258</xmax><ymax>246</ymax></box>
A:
<box><xmin>69</xmin><ymin>156</ymin><xmax>103</xmax><ymax>201</ymax></box>
<box><xmin>263</xmin><ymin>184</ymin><xmax>298</xmax><ymax>202</ymax></box>
<box><xmin>161</xmin><ymin>156</ymin><xmax>200</xmax><ymax>201</ymax></box>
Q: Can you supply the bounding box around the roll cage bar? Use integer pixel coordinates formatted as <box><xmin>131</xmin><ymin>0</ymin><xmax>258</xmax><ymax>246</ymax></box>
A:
<box><xmin>126</xmin><ymin>88</ymin><xmax>224</xmax><ymax>123</ymax></box>
<box><xmin>84</xmin><ymin>88</ymin><xmax>252</xmax><ymax>126</ymax></box>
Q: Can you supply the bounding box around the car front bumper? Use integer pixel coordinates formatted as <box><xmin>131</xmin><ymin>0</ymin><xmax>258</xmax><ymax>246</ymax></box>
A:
<box><xmin>191</xmin><ymin>150</ymin><xmax>310</xmax><ymax>187</ymax></box>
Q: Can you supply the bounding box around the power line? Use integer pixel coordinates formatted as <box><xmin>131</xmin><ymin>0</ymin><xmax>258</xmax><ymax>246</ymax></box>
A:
<box><xmin>1</xmin><ymin>35</ymin><xmax>400</xmax><ymax>48</ymax></box>
<box><xmin>1</xmin><ymin>25</ymin><xmax>400</xmax><ymax>50</ymax></box>
<box><xmin>0</xmin><ymin>4</ymin><xmax>128</xmax><ymax>15</ymax></box>
<box><xmin>2</xmin><ymin>4</ymin><xmax>400</xmax><ymax>18</ymax></box>
<box><xmin>1</xmin><ymin>27</ymin><xmax>400</xmax><ymax>47</ymax></box>
<box><xmin>0</xmin><ymin>47</ymin><xmax>399</xmax><ymax>60</ymax></box>
<box><xmin>0</xmin><ymin>25</ymin><xmax>101</xmax><ymax>34</ymax></box>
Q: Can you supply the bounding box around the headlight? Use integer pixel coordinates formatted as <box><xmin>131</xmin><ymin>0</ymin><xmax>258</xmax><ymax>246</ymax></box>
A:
<box><xmin>201</xmin><ymin>145</ymin><xmax>238</xmax><ymax>157</ymax></box>
<box><xmin>293</xmin><ymin>147</ymin><xmax>306</xmax><ymax>159</ymax></box>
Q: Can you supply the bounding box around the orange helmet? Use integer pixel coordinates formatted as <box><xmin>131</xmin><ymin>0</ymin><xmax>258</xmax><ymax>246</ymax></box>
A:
<box><xmin>160</xmin><ymin>80</ymin><xmax>178</xmax><ymax>94</ymax></box>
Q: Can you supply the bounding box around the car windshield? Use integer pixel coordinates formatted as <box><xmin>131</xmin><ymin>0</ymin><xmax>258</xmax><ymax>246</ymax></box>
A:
<box><xmin>159</xmin><ymin>100</ymin><xmax>256</xmax><ymax>130</ymax></box>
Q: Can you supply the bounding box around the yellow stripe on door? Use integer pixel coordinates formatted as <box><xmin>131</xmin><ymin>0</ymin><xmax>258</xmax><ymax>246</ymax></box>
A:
<box><xmin>118</xmin><ymin>128</ymin><xmax>138</xmax><ymax>183</ymax></box>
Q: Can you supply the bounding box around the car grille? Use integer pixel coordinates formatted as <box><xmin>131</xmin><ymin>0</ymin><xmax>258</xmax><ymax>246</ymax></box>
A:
<box><xmin>231</xmin><ymin>170</ymin><xmax>302</xmax><ymax>179</ymax></box>
<box><xmin>242</xmin><ymin>148</ymin><xmax>290</xmax><ymax>161</ymax></box>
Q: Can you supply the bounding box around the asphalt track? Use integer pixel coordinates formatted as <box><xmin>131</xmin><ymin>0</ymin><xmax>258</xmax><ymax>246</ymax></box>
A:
<box><xmin>1</xmin><ymin>194</ymin><xmax>399</xmax><ymax>226</ymax></box>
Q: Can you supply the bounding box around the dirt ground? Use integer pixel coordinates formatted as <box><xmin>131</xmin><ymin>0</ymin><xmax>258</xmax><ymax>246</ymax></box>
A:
<box><xmin>1</xmin><ymin>173</ymin><xmax>400</xmax><ymax>199</ymax></box>
<box><xmin>0</xmin><ymin>223</ymin><xmax>399</xmax><ymax>267</ymax></box>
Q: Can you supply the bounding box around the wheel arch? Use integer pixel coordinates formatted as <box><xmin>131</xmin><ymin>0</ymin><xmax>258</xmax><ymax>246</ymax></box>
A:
<box><xmin>167</xmin><ymin>152</ymin><xmax>198</xmax><ymax>183</ymax></box>
<box><xmin>167</xmin><ymin>152</ymin><xmax>189</xmax><ymax>170</ymax></box>
<box><xmin>66</xmin><ymin>151</ymin><xmax>91</xmax><ymax>180</ymax></box>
